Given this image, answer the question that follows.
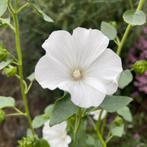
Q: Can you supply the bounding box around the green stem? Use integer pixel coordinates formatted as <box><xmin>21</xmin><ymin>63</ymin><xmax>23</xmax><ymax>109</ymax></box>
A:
<box><xmin>106</xmin><ymin>135</ymin><xmax>113</xmax><ymax>143</ymax></box>
<box><xmin>116</xmin><ymin>24</ymin><xmax>132</xmax><ymax>56</ymax></box>
<box><xmin>90</xmin><ymin>116</ymin><xmax>106</xmax><ymax>147</ymax></box>
<box><xmin>25</xmin><ymin>81</ymin><xmax>33</xmax><ymax>94</ymax></box>
<box><xmin>73</xmin><ymin>108</ymin><xmax>82</xmax><ymax>147</ymax></box>
<box><xmin>101</xmin><ymin>112</ymin><xmax>108</xmax><ymax>135</ymax></box>
<box><xmin>97</xmin><ymin>109</ymin><xmax>103</xmax><ymax>130</ymax></box>
<box><xmin>137</xmin><ymin>0</ymin><xmax>145</xmax><ymax>11</ymax></box>
<box><xmin>13</xmin><ymin>13</ymin><xmax>35</xmax><ymax>136</ymax></box>
<box><xmin>8</xmin><ymin>0</ymin><xmax>35</xmax><ymax>135</ymax></box>
<box><xmin>129</xmin><ymin>0</ymin><xmax>133</xmax><ymax>9</ymax></box>
<box><xmin>14</xmin><ymin>107</ymin><xmax>24</xmax><ymax>114</ymax></box>
<box><xmin>96</xmin><ymin>110</ymin><xmax>107</xmax><ymax>147</ymax></box>
<box><xmin>6</xmin><ymin>113</ymin><xmax>26</xmax><ymax>117</ymax></box>
<box><xmin>16</xmin><ymin>2</ymin><xmax>29</xmax><ymax>13</ymax></box>
<box><xmin>116</xmin><ymin>0</ymin><xmax>145</xmax><ymax>56</ymax></box>
<box><xmin>96</xmin><ymin>128</ymin><xmax>107</xmax><ymax>147</ymax></box>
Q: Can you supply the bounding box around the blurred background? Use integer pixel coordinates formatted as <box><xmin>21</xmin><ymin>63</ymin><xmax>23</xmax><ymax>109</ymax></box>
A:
<box><xmin>0</xmin><ymin>0</ymin><xmax>147</xmax><ymax>146</ymax></box>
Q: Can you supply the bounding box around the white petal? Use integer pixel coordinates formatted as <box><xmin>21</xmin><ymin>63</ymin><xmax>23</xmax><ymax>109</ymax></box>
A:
<box><xmin>42</xmin><ymin>30</ymin><xmax>76</xmax><ymax>68</ymax></box>
<box><xmin>59</xmin><ymin>81</ymin><xmax>105</xmax><ymax>108</ymax></box>
<box><xmin>72</xmin><ymin>27</ymin><xmax>109</xmax><ymax>68</ymax></box>
<box><xmin>87</xmin><ymin>48</ymin><xmax>123</xmax><ymax>95</ymax></box>
<box><xmin>85</xmin><ymin>77</ymin><xmax>106</xmax><ymax>93</ymax></box>
<box><xmin>49</xmin><ymin>139</ymin><xmax>70</xmax><ymax>147</ymax></box>
<box><xmin>43</xmin><ymin>121</ymin><xmax>71</xmax><ymax>147</ymax></box>
<box><xmin>65</xmin><ymin>135</ymin><xmax>72</xmax><ymax>144</ymax></box>
<box><xmin>35</xmin><ymin>55</ymin><xmax>70</xmax><ymax>90</ymax></box>
<box><xmin>43</xmin><ymin>121</ymin><xmax>67</xmax><ymax>139</ymax></box>
<box><xmin>50</xmin><ymin>135</ymin><xmax>71</xmax><ymax>147</ymax></box>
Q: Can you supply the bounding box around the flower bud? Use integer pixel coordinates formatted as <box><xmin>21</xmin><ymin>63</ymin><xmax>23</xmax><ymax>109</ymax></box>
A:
<box><xmin>0</xmin><ymin>47</ymin><xmax>9</xmax><ymax>61</ymax></box>
<box><xmin>0</xmin><ymin>109</ymin><xmax>5</xmax><ymax>123</ymax></box>
<box><xmin>110</xmin><ymin>21</ymin><xmax>117</xmax><ymax>28</ymax></box>
<box><xmin>132</xmin><ymin>60</ymin><xmax>147</xmax><ymax>74</ymax></box>
<box><xmin>114</xmin><ymin>116</ymin><xmax>123</xmax><ymax>126</ymax></box>
<box><xmin>2</xmin><ymin>65</ymin><xmax>17</xmax><ymax>77</ymax></box>
<box><xmin>18</xmin><ymin>137</ymin><xmax>37</xmax><ymax>147</ymax></box>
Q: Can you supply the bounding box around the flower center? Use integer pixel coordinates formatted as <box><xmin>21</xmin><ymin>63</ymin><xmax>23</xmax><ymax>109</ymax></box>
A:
<box><xmin>72</xmin><ymin>69</ymin><xmax>83</xmax><ymax>80</ymax></box>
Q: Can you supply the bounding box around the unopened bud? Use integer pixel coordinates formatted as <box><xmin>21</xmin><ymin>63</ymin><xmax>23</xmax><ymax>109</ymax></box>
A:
<box><xmin>132</xmin><ymin>60</ymin><xmax>147</xmax><ymax>74</ymax></box>
<box><xmin>2</xmin><ymin>65</ymin><xmax>17</xmax><ymax>77</ymax></box>
<box><xmin>0</xmin><ymin>47</ymin><xmax>9</xmax><ymax>61</ymax></box>
<box><xmin>114</xmin><ymin>116</ymin><xmax>123</xmax><ymax>126</ymax></box>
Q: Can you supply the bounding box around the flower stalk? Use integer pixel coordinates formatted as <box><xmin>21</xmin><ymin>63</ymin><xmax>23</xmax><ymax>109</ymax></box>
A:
<box><xmin>8</xmin><ymin>0</ymin><xmax>35</xmax><ymax>136</ymax></box>
<box><xmin>116</xmin><ymin>0</ymin><xmax>145</xmax><ymax>56</ymax></box>
<box><xmin>96</xmin><ymin>110</ymin><xmax>107</xmax><ymax>147</ymax></box>
<box><xmin>73</xmin><ymin>108</ymin><xmax>82</xmax><ymax>147</ymax></box>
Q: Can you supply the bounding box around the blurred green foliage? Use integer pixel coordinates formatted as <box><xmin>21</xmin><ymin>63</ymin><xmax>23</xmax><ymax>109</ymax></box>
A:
<box><xmin>20</xmin><ymin>0</ymin><xmax>142</xmax><ymax>74</ymax></box>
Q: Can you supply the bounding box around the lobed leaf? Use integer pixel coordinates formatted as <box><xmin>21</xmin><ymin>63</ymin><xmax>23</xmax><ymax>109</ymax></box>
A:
<box><xmin>0</xmin><ymin>96</ymin><xmax>15</xmax><ymax>109</ymax></box>
<box><xmin>118</xmin><ymin>70</ymin><xmax>133</xmax><ymax>89</ymax></box>
<box><xmin>117</xmin><ymin>106</ymin><xmax>133</xmax><ymax>122</ymax></box>
<box><xmin>100</xmin><ymin>21</ymin><xmax>117</xmax><ymax>40</ymax></box>
<box><xmin>50</xmin><ymin>95</ymin><xmax>78</xmax><ymax>126</ymax></box>
<box><xmin>32</xmin><ymin>114</ymin><xmax>49</xmax><ymax>129</ymax></box>
<box><xmin>44</xmin><ymin>104</ymin><xmax>54</xmax><ymax>117</ymax></box>
<box><xmin>0</xmin><ymin>0</ymin><xmax>8</xmax><ymax>17</ymax></box>
<box><xmin>123</xmin><ymin>10</ymin><xmax>146</xmax><ymax>26</ymax></box>
<box><xmin>111</xmin><ymin>124</ymin><xmax>124</xmax><ymax>137</ymax></box>
<box><xmin>37</xmin><ymin>139</ymin><xmax>49</xmax><ymax>147</ymax></box>
<box><xmin>100</xmin><ymin>95</ymin><xmax>132</xmax><ymax>112</ymax></box>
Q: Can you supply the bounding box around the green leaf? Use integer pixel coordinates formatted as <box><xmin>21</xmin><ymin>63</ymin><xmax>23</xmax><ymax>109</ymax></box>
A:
<box><xmin>111</xmin><ymin>124</ymin><xmax>124</xmax><ymax>137</ymax></box>
<box><xmin>117</xmin><ymin>106</ymin><xmax>132</xmax><ymax>122</ymax></box>
<box><xmin>32</xmin><ymin>114</ymin><xmax>49</xmax><ymax>129</ymax></box>
<box><xmin>100</xmin><ymin>21</ymin><xmax>117</xmax><ymax>40</ymax></box>
<box><xmin>50</xmin><ymin>95</ymin><xmax>78</xmax><ymax>126</ymax></box>
<box><xmin>0</xmin><ymin>0</ymin><xmax>8</xmax><ymax>17</ymax></box>
<box><xmin>37</xmin><ymin>139</ymin><xmax>49</xmax><ymax>147</ymax></box>
<box><xmin>44</xmin><ymin>104</ymin><xmax>54</xmax><ymax>117</ymax></box>
<box><xmin>0</xmin><ymin>59</ymin><xmax>12</xmax><ymax>70</ymax></box>
<box><xmin>26</xmin><ymin>129</ymin><xmax>34</xmax><ymax>137</ymax></box>
<box><xmin>31</xmin><ymin>4</ymin><xmax>53</xmax><ymax>23</ymax></box>
<box><xmin>123</xmin><ymin>10</ymin><xmax>146</xmax><ymax>26</ymax></box>
<box><xmin>118</xmin><ymin>70</ymin><xmax>133</xmax><ymax>89</ymax></box>
<box><xmin>0</xmin><ymin>96</ymin><xmax>15</xmax><ymax>109</ymax></box>
<box><xmin>100</xmin><ymin>95</ymin><xmax>132</xmax><ymax>112</ymax></box>
<box><xmin>27</xmin><ymin>72</ymin><xmax>35</xmax><ymax>82</ymax></box>
<box><xmin>110</xmin><ymin>116</ymin><xmax>125</xmax><ymax>137</ymax></box>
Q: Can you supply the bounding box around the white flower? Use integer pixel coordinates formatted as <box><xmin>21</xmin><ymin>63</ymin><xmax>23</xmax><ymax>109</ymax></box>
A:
<box><xmin>42</xmin><ymin>121</ymin><xmax>71</xmax><ymax>147</ymax></box>
<box><xmin>35</xmin><ymin>27</ymin><xmax>123</xmax><ymax>108</ymax></box>
<box><xmin>90</xmin><ymin>109</ymin><xmax>107</xmax><ymax>120</ymax></box>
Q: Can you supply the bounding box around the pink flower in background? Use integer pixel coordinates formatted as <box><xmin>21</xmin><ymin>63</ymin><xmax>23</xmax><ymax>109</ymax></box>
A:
<box><xmin>127</xmin><ymin>27</ymin><xmax>147</xmax><ymax>94</ymax></box>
